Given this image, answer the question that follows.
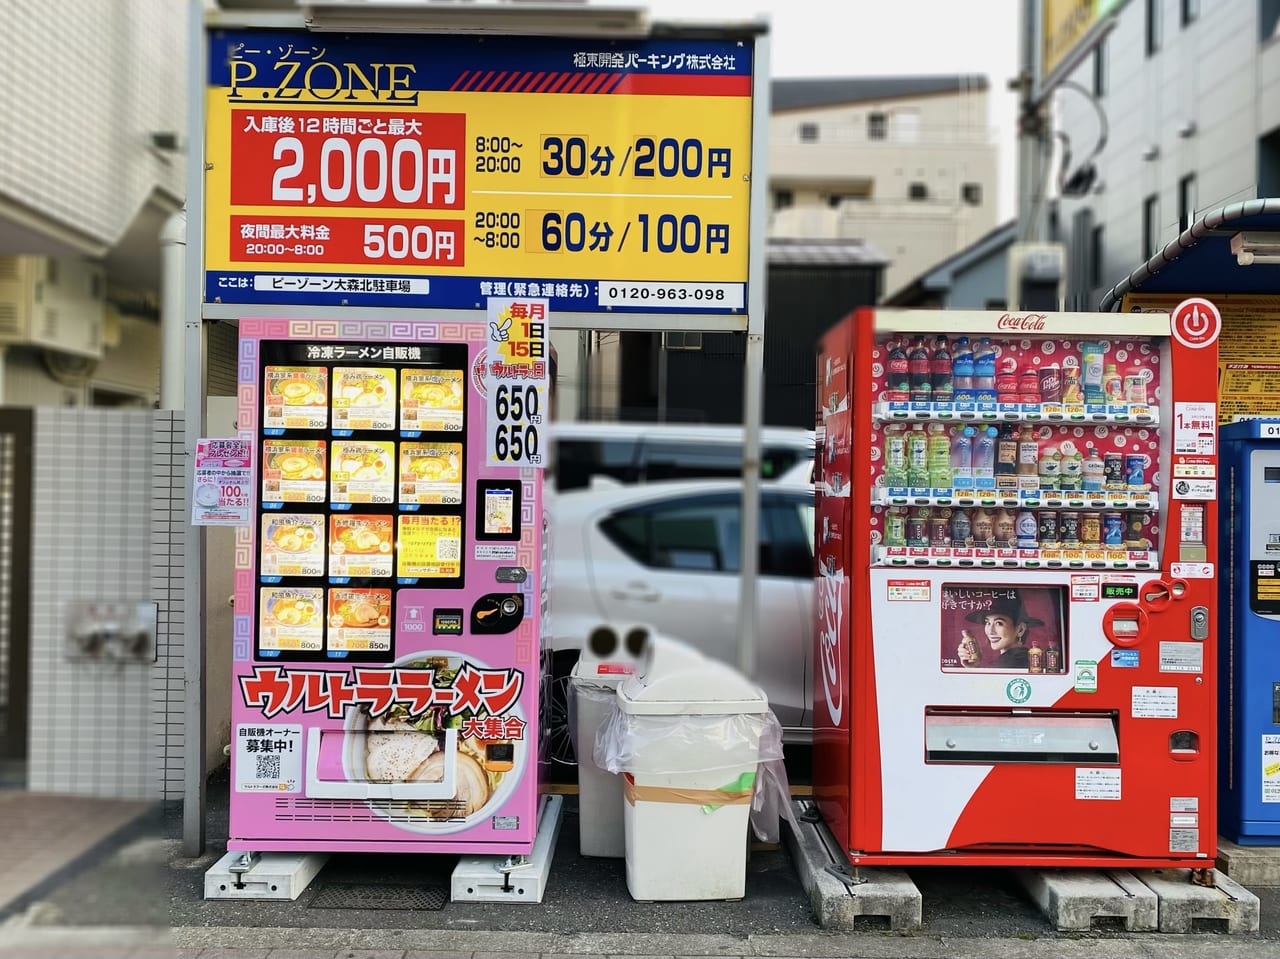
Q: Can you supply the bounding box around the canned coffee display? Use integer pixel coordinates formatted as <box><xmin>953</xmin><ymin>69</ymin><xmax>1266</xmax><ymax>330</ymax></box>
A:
<box><xmin>1037</xmin><ymin>509</ymin><xmax>1059</xmax><ymax>545</ymax></box>
<box><xmin>1124</xmin><ymin>510</ymin><xmax>1146</xmax><ymax>548</ymax></box>
<box><xmin>1059</xmin><ymin>510</ymin><xmax>1081</xmax><ymax>544</ymax></box>
<box><xmin>1102</xmin><ymin>511</ymin><xmax>1124</xmax><ymax>546</ymax></box>
<box><xmin>1124</xmin><ymin>454</ymin><xmax>1147</xmax><ymax>488</ymax></box>
<box><xmin>1081</xmin><ymin>511</ymin><xmax>1102</xmax><ymax>545</ymax></box>
<box><xmin>1103</xmin><ymin>451</ymin><xmax>1125</xmax><ymax>489</ymax></box>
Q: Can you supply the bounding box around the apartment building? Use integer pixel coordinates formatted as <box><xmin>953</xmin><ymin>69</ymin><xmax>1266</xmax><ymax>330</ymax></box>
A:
<box><xmin>1055</xmin><ymin>0</ymin><xmax>1280</xmax><ymax>307</ymax></box>
<box><xmin>0</xmin><ymin>0</ymin><xmax>187</xmax><ymax>407</ymax></box>
<box><xmin>768</xmin><ymin>76</ymin><xmax>1000</xmax><ymax>300</ymax></box>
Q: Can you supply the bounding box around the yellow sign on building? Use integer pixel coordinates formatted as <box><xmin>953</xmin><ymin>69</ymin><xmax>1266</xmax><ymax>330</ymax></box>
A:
<box><xmin>1042</xmin><ymin>0</ymin><xmax>1128</xmax><ymax>83</ymax></box>
<box><xmin>1121</xmin><ymin>293</ymin><xmax>1280</xmax><ymax>423</ymax></box>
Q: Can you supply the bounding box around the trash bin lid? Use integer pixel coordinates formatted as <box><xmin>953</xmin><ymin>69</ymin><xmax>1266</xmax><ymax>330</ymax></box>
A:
<box><xmin>617</xmin><ymin>657</ymin><xmax>768</xmax><ymax>716</ymax></box>
<box><xmin>570</xmin><ymin>657</ymin><xmax>633</xmax><ymax>689</ymax></box>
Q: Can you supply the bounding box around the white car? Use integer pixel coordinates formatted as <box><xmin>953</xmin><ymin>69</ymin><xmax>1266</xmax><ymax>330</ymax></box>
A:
<box><xmin>547</xmin><ymin>478</ymin><xmax>815</xmax><ymax>762</ymax></box>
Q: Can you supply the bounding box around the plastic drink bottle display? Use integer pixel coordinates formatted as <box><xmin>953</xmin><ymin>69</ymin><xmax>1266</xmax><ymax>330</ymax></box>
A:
<box><xmin>1058</xmin><ymin>441</ymin><xmax>1083</xmax><ymax>490</ymax></box>
<box><xmin>1017</xmin><ymin>425</ymin><xmax>1040</xmax><ymax>487</ymax></box>
<box><xmin>1016</xmin><ymin>507</ymin><xmax>1039</xmax><ymax>548</ymax></box>
<box><xmin>908</xmin><ymin>337</ymin><xmax>932</xmax><ymax>403</ymax></box>
<box><xmin>994</xmin><ymin>508</ymin><xmax>1016</xmax><ymax>546</ymax></box>
<box><xmin>884</xmin><ymin>508</ymin><xmax>906</xmax><ymax>547</ymax></box>
<box><xmin>951</xmin><ymin>336</ymin><xmax>975</xmax><ymax>401</ymax></box>
<box><xmin>1082</xmin><ymin>444</ymin><xmax>1105</xmax><ymax>491</ymax></box>
<box><xmin>905</xmin><ymin>507</ymin><xmax>930</xmax><ymax>547</ymax></box>
<box><xmin>972</xmin><ymin>426</ymin><xmax>998</xmax><ymax>488</ymax></box>
<box><xmin>906</xmin><ymin>424</ymin><xmax>929</xmax><ymax>488</ymax></box>
<box><xmin>950</xmin><ymin>507</ymin><xmax>972</xmax><ymax>546</ymax></box>
<box><xmin>1028</xmin><ymin>645</ymin><xmax>1045</xmax><ymax>674</ymax></box>
<box><xmin>883</xmin><ymin>426</ymin><xmax>908</xmax><ymax>487</ymax></box>
<box><xmin>927</xmin><ymin>422</ymin><xmax>952</xmax><ymax>488</ymax></box>
<box><xmin>995</xmin><ymin>423</ymin><xmax>1019</xmax><ymax>477</ymax></box>
<box><xmin>971</xmin><ymin>507</ymin><xmax>994</xmax><ymax>545</ymax></box>
<box><xmin>886</xmin><ymin>339</ymin><xmax>910</xmax><ymax>402</ymax></box>
<box><xmin>1080</xmin><ymin>341</ymin><xmax>1105</xmax><ymax>403</ymax></box>
<box><xmin>995</xmin><ymin>356</ymin><xmax>1020</xmax><ymax>404</ymax></box>
<box><xmin>1102</xmin><ymin>364</ymin><xmax>1124</xmax><ymax>403</ymax></box>
<box><xmin>931</xmin><ymin>335</ymin><xmax>953</xmax><ymax>404</ymax></box>
<box><xmin>950</xmin><ymin>426</ymin><xmax>975</xmax><ymax>488</ymax></box>
<box><xmin>974</xmin><ymin>337</ymin><xmax>997</xmax><ymax>400</ymax></box>
<box><xmin>1038</xmin><ymin>445</ymin><xmax>1061</xmax><ymax>490</ymax></box>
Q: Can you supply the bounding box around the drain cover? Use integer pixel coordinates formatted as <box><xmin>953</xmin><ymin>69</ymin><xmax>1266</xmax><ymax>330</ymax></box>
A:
<box><xmin>308</xmin><ymin>881</ymin><xmax>449</xmax><ymax>911</ymax></box>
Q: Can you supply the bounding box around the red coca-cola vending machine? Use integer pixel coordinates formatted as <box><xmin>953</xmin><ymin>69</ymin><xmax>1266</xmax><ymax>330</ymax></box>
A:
<box><xmin>814</xmin><ymin>304</ymin><xmax>1222</xmax><ymax>867</ymax></box>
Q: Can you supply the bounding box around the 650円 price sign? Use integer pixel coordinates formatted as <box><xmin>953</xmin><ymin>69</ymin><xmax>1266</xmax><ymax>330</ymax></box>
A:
<box><xmin>204</xmin><ymin>30</ymin><xmax>755</xmax><ymax>312</ymax></box>
<box><xmin>483</xmin><ymin>298</ymin><xmax>549</xmax><ymax>468</ymax></box>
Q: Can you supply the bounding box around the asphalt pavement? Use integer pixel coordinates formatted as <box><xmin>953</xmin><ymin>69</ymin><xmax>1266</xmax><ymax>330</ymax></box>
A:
<box><xmin>1</xmin><ymin>762</ymin><xmax>1279</xmax><ymax>958</ymax></box>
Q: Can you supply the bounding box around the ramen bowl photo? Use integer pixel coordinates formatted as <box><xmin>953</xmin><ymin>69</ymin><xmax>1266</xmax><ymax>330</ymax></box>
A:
<box><xmin>342</xmin><ymin>652</ymin><xmax>526</xmax><ymax>834</ymax></box>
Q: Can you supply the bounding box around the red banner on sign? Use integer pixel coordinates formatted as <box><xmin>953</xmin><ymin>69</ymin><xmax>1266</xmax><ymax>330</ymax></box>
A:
<box><xmin>230</xmin><ymin>109</ymin><xmax>467</xmax><ymax>210</ymax></box>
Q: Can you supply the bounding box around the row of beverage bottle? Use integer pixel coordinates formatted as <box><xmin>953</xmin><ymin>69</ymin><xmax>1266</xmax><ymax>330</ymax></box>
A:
<box><xmin>884</xmin><ymin>335</ymin><xmax>1148</xmax><ymax>406</ymax></box>
<box><xmin>883</xmin><ymin>505</ymin><xmax>1149</xmax><ymax>550</ymax></box>
<box><xmin>882</xmin><ymin>422</ymin><xmax>1150</xmax><ymax>491</ymax></box>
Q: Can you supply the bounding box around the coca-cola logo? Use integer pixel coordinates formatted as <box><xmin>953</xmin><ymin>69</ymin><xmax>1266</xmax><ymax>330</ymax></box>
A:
<box><xmin>818</xmin><ymin>566</ymin><xmax>844</xmax><ymax>726</ymax></box>
<box><xmin>996</xmin><ymin>313</ymin><xmax>1048</xmax><ymax>331</ymax></box>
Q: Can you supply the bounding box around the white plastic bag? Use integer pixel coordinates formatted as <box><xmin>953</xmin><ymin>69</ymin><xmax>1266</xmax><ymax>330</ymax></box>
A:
<box><xmin>593</xmin><ymin>702</ymin><xmax>798</xmax><ymax>843</ymax></box>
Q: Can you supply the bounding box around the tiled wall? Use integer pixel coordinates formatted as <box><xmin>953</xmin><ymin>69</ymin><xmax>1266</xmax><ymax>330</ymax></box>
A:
<box><xmin>28</xmin><ymin>410</ymin><xmax>184</xmax><ymax>800</ymax></box>
<box><xmin>152</xmin><ymin>413</ymin><xmax>186</xmax><ymax>801</ymax></box>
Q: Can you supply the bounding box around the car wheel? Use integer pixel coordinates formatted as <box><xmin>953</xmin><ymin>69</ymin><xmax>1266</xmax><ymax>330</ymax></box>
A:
<box><xmin>546</xmin><ymin>649</ymin><xmax>580</xmax><ymax>767</ymax></box>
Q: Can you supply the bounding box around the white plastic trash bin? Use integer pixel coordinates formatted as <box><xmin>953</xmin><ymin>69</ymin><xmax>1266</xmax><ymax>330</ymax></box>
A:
<box><xmin>602</xmin><ymin>637</ymin><xmax>771</xmax><ymax>902</ymax></box>
<box><xmin>571</xmin><ymin>657</ymin><xmax>630</xmax><ymax>858</ymax></box>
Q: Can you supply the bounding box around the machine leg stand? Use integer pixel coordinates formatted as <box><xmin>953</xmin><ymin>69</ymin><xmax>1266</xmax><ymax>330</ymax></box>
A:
<box><xmin>204</xmin><ymin>850</ymin><xmax>330</xmax><ymax>900</ymax></box>
<box><xmin>450</xmin><ymin>793</ymin><xmax>563</xmax><ymax>903</ymax></box>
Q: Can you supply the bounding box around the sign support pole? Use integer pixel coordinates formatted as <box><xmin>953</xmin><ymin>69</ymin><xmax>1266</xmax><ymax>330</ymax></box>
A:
<box><xmin>183</xmin><ymin>0</ymin><xmax>209</xmax><ymax>858</ymax></box>
<box><xmin>736</xmin><ymin>30</ymin><xmax>771</xmax><ymax>680</ymax></box>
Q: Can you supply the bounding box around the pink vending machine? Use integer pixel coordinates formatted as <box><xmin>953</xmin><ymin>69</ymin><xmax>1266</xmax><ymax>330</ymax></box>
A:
<box><xmin>228</xmin><ymin>307</ymin><xmax>548</xmax><ymax>854</ymax></box>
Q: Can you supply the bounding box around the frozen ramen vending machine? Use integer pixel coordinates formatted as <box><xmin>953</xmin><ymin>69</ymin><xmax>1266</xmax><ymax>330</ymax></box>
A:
<box><xmin>228</xmin><ymin>308</ymin><xmax>548</xmax><ymax>855</ymax></box>
<box><xmin>814</xmin><ymin>304</ymin><xmax>1222</xmax><ymax>867</ymax></box>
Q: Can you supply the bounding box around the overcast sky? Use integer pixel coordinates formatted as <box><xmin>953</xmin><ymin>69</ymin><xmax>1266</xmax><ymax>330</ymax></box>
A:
<box><xmin>597</xmin><ymin>0</ymin><xmax>1024</xmax><ymax>220</ymax></box>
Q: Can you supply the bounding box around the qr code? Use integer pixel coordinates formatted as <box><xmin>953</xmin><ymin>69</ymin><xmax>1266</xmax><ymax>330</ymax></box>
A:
<box><xmin>256</xmin><ymin>754</ymin><xmax>281</xmax><ymax>781</ymax></box>
<box><xmin>437</xmin><ymin>538</ymin><xmax>461</xmax><ymax>561</ymax></box>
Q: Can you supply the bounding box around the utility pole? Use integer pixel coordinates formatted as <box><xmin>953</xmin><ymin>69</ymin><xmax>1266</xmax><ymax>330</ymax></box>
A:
<box><xmin>1016</xmin><ymin>0</ymin><xmax>1051</xmax><ymax>246</ymax></box>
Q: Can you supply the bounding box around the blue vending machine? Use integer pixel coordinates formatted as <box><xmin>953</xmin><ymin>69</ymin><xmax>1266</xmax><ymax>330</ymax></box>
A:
<box><xmin>1221</xmin><ymin>419</ymin><xmax>1280</xmax><ymax>844</ymax></box>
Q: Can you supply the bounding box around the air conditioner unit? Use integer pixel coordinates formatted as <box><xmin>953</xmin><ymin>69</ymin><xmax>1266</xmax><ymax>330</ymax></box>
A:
<box><xmin>0</xmin><ymin>255</ymin><xmax>105</xmax><ymax>359</ymax></box>
<box><xmin>1006</xmin><ymin>242</ymin><xmax>1065</xmax><ymax>312</ymax></box>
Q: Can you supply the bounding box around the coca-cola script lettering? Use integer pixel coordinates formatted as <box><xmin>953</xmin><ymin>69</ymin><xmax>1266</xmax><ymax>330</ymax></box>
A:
<box><xmin>996</xmin><ymin>313</ymin><xmax>1048</xmax><ymax>331</ymax></box>
<box><xmin>818</xmin><ymin>565</ymin><xmax>845</xmax><ymax>726</ymax></box>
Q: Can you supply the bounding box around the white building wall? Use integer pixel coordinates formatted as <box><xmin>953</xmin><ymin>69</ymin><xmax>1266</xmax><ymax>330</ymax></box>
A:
<box><xmin>1056</xmin><ymin>0</ymin><xmax>1263</xmax><ymax>305</ymax></box>
<box><xmin>768</xmin><ymin>89</ymin><xmax>998</xmax><ymax>299</ymax></box>
<box><xmin>0</xmin><ymin>0</ymin><xmax>186</xmax><ymax>248</ymax></box>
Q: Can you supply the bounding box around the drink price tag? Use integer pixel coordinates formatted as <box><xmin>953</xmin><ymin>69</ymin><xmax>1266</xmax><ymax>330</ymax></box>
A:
<box><xmin>192</xmin><ymin>437</ymin><xmax>253</xmax><ymax>526</ymax></box>
<box><xmin>484</xmin><ymin>297</ymin><xmax>551</xmax><ymax>468</ymax></box>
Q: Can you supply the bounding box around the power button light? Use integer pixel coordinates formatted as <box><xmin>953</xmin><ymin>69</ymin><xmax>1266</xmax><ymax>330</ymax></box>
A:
<box><xmin>1190</xmin><ymin>606</ymin><xmax>1209</xmax><ymax>640</ymax></box>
